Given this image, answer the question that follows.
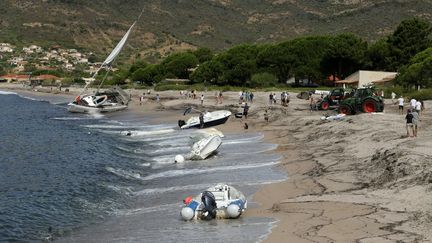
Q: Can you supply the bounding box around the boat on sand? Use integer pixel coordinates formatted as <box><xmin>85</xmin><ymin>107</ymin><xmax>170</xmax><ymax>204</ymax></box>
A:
<box><xmin>178</xmin><ymin>110</ymin><xmax>231</xmax><ymax>129</ymax></box>
<box><xmin>180</xmin><ymin>184</ymin><xmax>247</xmax><ymax>221</ymax></box>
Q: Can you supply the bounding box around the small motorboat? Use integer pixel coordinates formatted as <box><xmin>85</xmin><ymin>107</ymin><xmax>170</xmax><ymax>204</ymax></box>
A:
<box><xmin>189</xmin><ymin>134</ymin><xmax>222</xmax><ymax>160</ymax></box>
<box><xmin>180</xmin><ymin>184</ymin><xmax>247</xmax><ymax>221</ymax></box>
<box><xmin>178</xmin><ymin>110</ymin><xmax>231</xmax><ymax>129</ymax></box>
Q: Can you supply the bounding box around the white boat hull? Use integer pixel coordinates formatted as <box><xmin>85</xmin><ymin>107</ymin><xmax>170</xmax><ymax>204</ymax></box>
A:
<box><xmin>179</xmin><ymin>110</ymin><xmax>231</xmax><ymax>129</ymax></box>
<box><xmin>68</xmin><ymin>103</ymin><xmax>128</xmax><ymax>113</ymax></box>
<box><xmin>190</xmin><ymin>135</ymin><xmax>222</xmax><ymax>160</ymax></box>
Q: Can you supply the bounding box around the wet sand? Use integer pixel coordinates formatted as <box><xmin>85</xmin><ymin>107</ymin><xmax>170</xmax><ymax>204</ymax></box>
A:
<box><xmin>2</xmin><ymin>83</ymin><xmax>432</xmax><ymax>242</ymax></box>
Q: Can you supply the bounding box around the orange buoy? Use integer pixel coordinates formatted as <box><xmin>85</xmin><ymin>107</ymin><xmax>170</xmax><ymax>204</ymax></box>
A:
<box><xmin>183</xmin><ymin>196</ymin><xmax>193</xmax><ymax>204</ymax></box>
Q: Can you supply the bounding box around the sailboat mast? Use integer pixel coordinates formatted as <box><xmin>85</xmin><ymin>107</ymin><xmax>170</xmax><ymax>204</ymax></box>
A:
<box><xmin>75</xmin><ymin>7</ymin><xmax>145</xmax><ymax>99</ymax></box>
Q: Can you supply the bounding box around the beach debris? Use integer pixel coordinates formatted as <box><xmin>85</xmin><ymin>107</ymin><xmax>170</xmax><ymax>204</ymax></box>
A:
<box><xmin>320</xmin><ymin>114</ymin><xmax>346</xmax><ymax>121</ymax></box>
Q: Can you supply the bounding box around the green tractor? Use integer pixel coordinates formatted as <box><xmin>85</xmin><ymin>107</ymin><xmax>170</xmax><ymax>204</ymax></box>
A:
<box><xmin>338</xmin><ymin>87</ymin><xmax>384</xmax><ymax>115</ymax></box>
<box><xmin>318</xmin><ymin>88</ymin><xmax>351</xmax><ymax>110</ymax></box>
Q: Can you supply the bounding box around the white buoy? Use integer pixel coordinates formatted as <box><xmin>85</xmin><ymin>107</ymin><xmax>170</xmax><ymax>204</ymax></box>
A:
<box><xmin>180</xmin><ymin>207</ymin><xmax>194</xmax><ymax>221</ymax></box>
<box><xmin>175</xmin><ymin>154</ymin><xmax>185</xmax><ymax>163</ymax></box>
<box><xmin>227</xmin><ymin>204</ymin><xmax>241</xmax><ymax>218</ymax></box>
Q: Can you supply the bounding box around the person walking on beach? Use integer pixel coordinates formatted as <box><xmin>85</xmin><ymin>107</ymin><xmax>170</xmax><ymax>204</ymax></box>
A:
<box><xmin>391</xmin><ymin>92</ymin><xmax>396</xmax><ymax>103</ymax></box>
<box><xmin>405</xmin><ymin>109</ymin><xmax>414</xmax><ymax>137</ymax></box>
<box><xmin>243</xmin><ymin>103</ymin><xmax>249</xmax><ymax>119</ymax></box>
<box><xmin>415</xmin><ymin>100</ymin><xmax>422</xmax><ymax>116</ymax></box>
<box><xmin>200</xmin><ymin>94</ymin><xmax>204</xmax><ymax>106</ymax></box>
<box><xmin>410</xmin><ymin>98</ymin><xmax>417</xmax><ymax>110</ymax></box>
<box><xmin>269</xmin><ymin>93</ymin><xmax>273</xmax><ymax>105</ymax></box>
<box><xmin>250</xmin><ymin>92</ymin><xmax>254</xmax><ymax>103</ymax></box>
<box><xmin>398</xmin><ymin>96</ymin><xmax>404</xmax><ymax>114</ymax></box>
<box><xmin>156</xmin><ymin>94</ymin><xmax>160</xmax><ymax>103</ymax></box>
<box><xmin>264</xmin><ymin>109</ymin><xmax>269</xmax><ymax>123</ymax></box>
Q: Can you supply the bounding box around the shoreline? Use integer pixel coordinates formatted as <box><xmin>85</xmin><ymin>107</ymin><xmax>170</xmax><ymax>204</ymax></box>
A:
<box><xmin>2</xmin><ymin>83</ymin><xmax>432</xmax><ymax>242</ymax></box>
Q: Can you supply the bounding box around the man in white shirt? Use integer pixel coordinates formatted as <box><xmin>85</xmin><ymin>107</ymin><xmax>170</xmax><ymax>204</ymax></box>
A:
<box><xmin>410</xmin><ymin>98</ymin><xmax>417</xmax><ymax>110</ymax></box>
<box><xmin>415</xmin><ymin>100</ymin><xmax>422</xmax><ymax>115</ymax></box>
<box><xmin>398</xmin><ymin>96</ymin><xmax>404</xmax><ymax>114</ymax></box>
<box><xmin>391</xmin><ymin>92</ymin><xmax>396</xmax><ymax>103</ymax></box>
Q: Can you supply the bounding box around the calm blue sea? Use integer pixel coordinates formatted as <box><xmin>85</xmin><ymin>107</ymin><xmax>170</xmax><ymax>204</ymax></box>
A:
<box><xmin>0</xmin><ymin>91</ymin><xmax>286</xmax><ymax>242</ymax></box>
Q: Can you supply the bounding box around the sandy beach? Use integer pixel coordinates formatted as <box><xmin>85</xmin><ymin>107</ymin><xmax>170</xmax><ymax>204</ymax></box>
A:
<box><xmin>2</xmin><ymin>83</ymin><xmax>432</xmax><ymax>242</ymax></box>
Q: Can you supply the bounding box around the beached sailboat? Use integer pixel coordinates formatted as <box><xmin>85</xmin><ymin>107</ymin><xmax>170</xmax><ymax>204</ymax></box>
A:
<box><xmin>68</xmin><ymin>17</ymin><xmax>139</xmax><ymax>113</ymax></box>
<box><xmin>180</xmin><ymin>184</ymin><xmax>247</xmax><ymax>221</ymax></box>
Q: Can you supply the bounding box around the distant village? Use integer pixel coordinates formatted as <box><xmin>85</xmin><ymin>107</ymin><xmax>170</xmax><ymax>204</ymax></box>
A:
<box><xmin>0</xmin><ymin>42</ymin><xmax>101</xmax><ymax>85</ymax></box>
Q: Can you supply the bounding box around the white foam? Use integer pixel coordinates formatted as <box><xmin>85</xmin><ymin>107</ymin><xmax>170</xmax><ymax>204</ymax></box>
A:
<box><xmin>106</xmin><ymin>167</ymin><xmax>142</xmax><ymax>180</ymax></box>
<box><xmin>115</xmin><ymin>203</ymin><xmax>179</xmax><ymax>216</ymax></box>
<box><xmin>133</xmin><ymin>183</ymin><xmax>213</xmax><ymax>196</ymax></box>
<box><xmin>223</xmin><ymin>134</ymin><xmax>265</xmax><ymax>145</ymax></box>
<box><xmin>0</xmin><ymin>90</ymin><xmax>17</xmax><ymax>95</ymax></box>
<box><xmin>133</xmin><ymin>179</ymin><xmax>286</xmax><ymax>196</ymax></box>
<box><xmin>52</xmin><ymin>117</ymin><xmax>96</xmax><ymax>121</ymax></box>
<box><xmin>105</xmin><ymin>185</ymin><xmax>134</xmax><ymax>195</ymax></box>
<box><xmin>119</xmin><ymin>129</ymin><xmax>175</xmax><ymax>137</ymax></box>
<box><xmin>141</xmin><ymin>161</ymin><xmax>279</xmax><ymax>181</ymax></box>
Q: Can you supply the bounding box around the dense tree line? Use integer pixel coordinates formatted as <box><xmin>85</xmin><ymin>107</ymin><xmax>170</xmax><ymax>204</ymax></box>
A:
<box><xmin>118</xmin><ymin>18</ymin><xmax>431</xmax><ymax>89</ymax></box>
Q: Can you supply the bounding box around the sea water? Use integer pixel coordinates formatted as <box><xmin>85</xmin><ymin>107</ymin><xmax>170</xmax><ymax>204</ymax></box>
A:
<box><xmin>0</xmin><ymin>91</ymin><xmax>286</xmax><ymax>242</ymax></box>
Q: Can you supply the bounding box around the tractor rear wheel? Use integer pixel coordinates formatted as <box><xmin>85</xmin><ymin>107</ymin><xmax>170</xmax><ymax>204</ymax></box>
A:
<box><xmin>362</xmin><ymin>99</ymin><xmax>377</xmax><ymax>113</ymax></box>
<box><xmin>321</xmin><ymin>101</ymin><xmax>330</xmax><ymax>110</ymax></box>
<box><xmin>339</xmin><ymin>104</ymin><xmax>352</xmax><ymax>115</ymax></box>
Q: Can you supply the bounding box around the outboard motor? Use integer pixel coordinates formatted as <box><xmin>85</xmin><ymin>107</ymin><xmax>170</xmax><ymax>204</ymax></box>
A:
<box><xmin>201</xmin><ymin>191</ymin><xmax>217</xmax><ymax>220</ymax></box>
<box><xmin>178</xmin><ymin>120</ymin><xmax>186</xmax><ymax>128</ymax></box>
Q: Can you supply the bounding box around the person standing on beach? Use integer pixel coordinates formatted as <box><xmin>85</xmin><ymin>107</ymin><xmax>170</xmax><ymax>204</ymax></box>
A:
<box><xmin>200</xmin><ymin>94</ymin><xmax>204</xmax><ymax>106</ymax></box>
<box><xmin>410</xmin><ymin>98</ymin><xmax>417</xmax><ymax>110</ymax></box>
<box><xmin>269</xmin><ymin>93</ymin><xmax>273</xmax><ymax>105</ymax></box>
<box><xmin>250</xmin><ymin>92</ymin><xmax>254</xmax><ymax>103</ymax></box>
<box><xmin>310</xmin><ymin>96</ymin><xmax>316</xmax><ymax>112</ymax></box>
<box><xmin>415</xmin><ymin>100</ymin><xmax>422</xmax><ymax>116</ymax></box>
<box><xmin>199</xmin><ymin>112</ymin><xmax>204</xmax><ymax>129</ymax></box>
<box><xmin>219</xmin><ymin>91</ymin><xmax>223</xmax><ymax>104</ymax></box>
<box><xmin>398</xmin><ymin>96</ymin><xmax>404</xmax><ymax>114</ymax></box>
<box><xmin>243</xmin><ymin>103</ymin><xmax>249</xmax><ymax>119</ymax></box>
<box><xmin>405</xmin><ymin>109</ymin><xmax>414</xmax><ymax>137</ymax></box>
<box><xmin>412</xmin><ymin>109</ymin><xmax>419</xmax><ymax>137</ymax></box>
<box><xmin>391</xmin><ymin>92</ymin><xmax>396</xmax><ymax>103</ymax></box>
<box><xmin>156</xmin><ymin>94</ymin><xmax>160</xmax><ymax>103</ymax></box>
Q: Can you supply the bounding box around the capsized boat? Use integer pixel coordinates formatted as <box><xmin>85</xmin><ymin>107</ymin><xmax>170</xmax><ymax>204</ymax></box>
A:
<box><xmin>189</xmin><ymin>134</ymin><xmax>222</xmax><ymax>160</ymax></box>
<box><xmin>178</xmin><ymin>110</ymin><xmax>231</xmax><ymax>129</ymax></box>
<box><xmin>68</xmin><ymin>14</ymin><xmax>139</xmax><ymax>113</ymax></box>
<box><xmin>180</xmin><ymin>184</ymin><xmax>247</xmax><ymax>221</ymax></box>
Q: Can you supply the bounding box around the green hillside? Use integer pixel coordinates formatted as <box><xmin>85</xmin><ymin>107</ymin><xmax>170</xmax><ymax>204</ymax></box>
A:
<box><xmin>1</xmin><ymin>0</ymin><xmax>431</xmax><ymax>62</ymax></box>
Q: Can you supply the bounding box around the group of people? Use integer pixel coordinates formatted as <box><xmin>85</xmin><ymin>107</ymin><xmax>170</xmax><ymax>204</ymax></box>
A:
<box><xmin>238</xmin><ymin>91</ymin><xmax>254</xmax><ymax>104</ymax></box>
<box><xmin>398</xmin><ymin>96</ymin><xmax>424</xmax><ymax>114</ymax></box>
<box><xmin>269</xmin><ymin>92</ymin><xmax>290</xmax><ymax>106</ymax></box>
<box><xmin>402</xmin><ymin>96</ymin><xmax>424</xmax><ymax>138</ymax></box>
<box><xmin>214</xmin><ymin>91</ymin><xmax>224</xmax><ymax>104</ymax></box>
